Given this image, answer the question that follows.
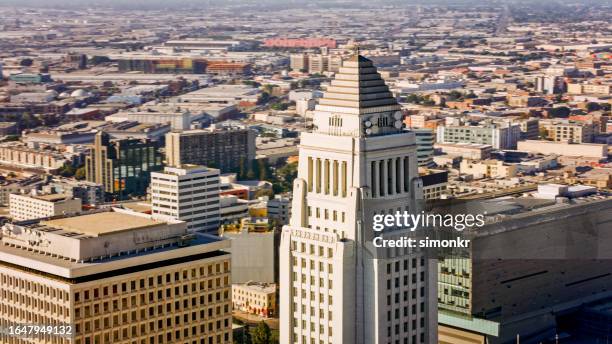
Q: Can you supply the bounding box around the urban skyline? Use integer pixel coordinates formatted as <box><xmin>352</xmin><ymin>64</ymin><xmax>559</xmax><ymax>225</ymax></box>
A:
<box><xmin>0</xmin><ymin>1</ymin><xmax>610</xmax><ymax>344</ymax></box>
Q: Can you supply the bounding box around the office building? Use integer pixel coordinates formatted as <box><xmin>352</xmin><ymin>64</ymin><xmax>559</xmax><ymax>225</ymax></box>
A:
<box><xmin>438</xmin><ymin>196</ymin><xmax>612</xmax><ymax>344</ymax></box>
<box><xmin>267</xmin><ymin>194</ymin><xmax>292</xmax><ymax>225</ymax></box>
<box><xmin>413</xmin><ymin>129</ymin><xmax>435</xmax><ymax>167</ymax></box>
<box><xmin>85</xmin><ymin>132</ymin><xmax>163</xmax><ymax>199</ymax></box>
<box><xmin>289</xmin><ymin>53</ymin><xmax>343</xmax><ymax>74</ymax></box>
<box><xmin>117</xmin><ymin>57</ymin><xmax>207</xmax><ymax>74</ymax></box>
<box><xmin>165</xmin><ymin>129</ymin><xmax>256</xmax><ymax>173</ymax></box>
<box><xmin>279</xmin><ymin>54</ymin><xmax>436</xmax><ymax>344</ymax></box>
<box><xmin>43</xmin><ymin>179</ymin><xmax>105</xmax><ymax>206</ymax></box>
<box><xmin>534</xmin><ymin>75</ymin><xmax>564</xmax><ymax>94</ymax></box>
<box><xmin>513</xmin><ymin>118</ymin><xmax>539</xmax><ymax>140</ymax></box>
<box><xmin>290</xmin><ymin>53</ymin><xmax>309</xmax><ymax>72</ymax></box>
<box><xmin>0</xmin><ymin>208</ymin><xmax>232</xmax><ymax>344</ymax></box>
<box><xmin>436</xmin><ymin>122</ymin><xmax>521</xmax><ymax>150</ymax></box>
<box><xmin>9</xmin><ymin>192</ymin><xmax>82</xmax><ymax>221</ymax></box>
<box><xmin>151</xmin><ymin>165</ymin><xmax>221</xmax><ymax>233</ymax></box>
<box><xmin>219</xmin><ymin>195</ymin><xmax>250</xmax><ymax>224</ymax></box>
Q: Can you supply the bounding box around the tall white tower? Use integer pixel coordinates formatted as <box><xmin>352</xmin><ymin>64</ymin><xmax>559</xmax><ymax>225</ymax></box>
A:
<box><xmin>280</xmin><ymin>54</ymin><xmax>437</xmax><ymax>344</ymax></box>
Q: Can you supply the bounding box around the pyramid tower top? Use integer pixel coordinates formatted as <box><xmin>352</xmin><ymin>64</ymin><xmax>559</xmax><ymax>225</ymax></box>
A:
<box><xmin>316</xmin><ymin>54</ymin><xmax>400</xmax><ymax>111</ymax></box>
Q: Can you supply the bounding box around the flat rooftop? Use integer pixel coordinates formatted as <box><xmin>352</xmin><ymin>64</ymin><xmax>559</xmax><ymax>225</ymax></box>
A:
<box><xmin>32</xmin><ymin>193</ymin><xmax>71</xmax><ymax>202</ymax></box>
<box><xmin>40</xmin><ymin>211</ymin><xmax>162</xmax><ymax>236</ymax></box>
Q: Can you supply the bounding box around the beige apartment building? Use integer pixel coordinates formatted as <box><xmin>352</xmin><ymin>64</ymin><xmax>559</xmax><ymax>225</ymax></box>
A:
<box><xmin>232</xmin><ymin>282</ymin><xmax>277</xmax><ymax>318</ymax></box>
<box><xmin>567</xmin><ymin>82</ymin><xmax>611</xmax><ymax>95</ymax></box>
<box><xmin>0</xmin><ymin>143</ymin><xmax>74</xmax><ymax>171</ymax></box>
<box><xmin>460</xmin><ymin>159</ymin><xmax>518</xmax><ymax>179</ymax></box>
<box><xmin>9</xmin><ymin>192</ymin><xmax>82</xmax><ymax>221</ymax></box>
<box><xmin>540</xmin><ymin>121</ymin><xmax>595</xmax><ymax>143</ymax></box>
<box><xmin>0</xmin><ymin>208</ymin><xmax>232</xmax><ymax>344</ymax></box>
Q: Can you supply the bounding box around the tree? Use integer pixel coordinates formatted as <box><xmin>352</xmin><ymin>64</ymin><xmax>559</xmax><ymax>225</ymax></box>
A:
<box><xmin>549</xmin><ymin>106</ymin><xmax>570</xmax><ymax>118</ymax></box>
<box><xmin>252</xmin><ymin>322</ymin><xmax>271</xmax><ymax>344</ymax></box>
<box><xmin>586</xmin><ymin>102</ymin><xmax>601</xmax><ymax>112</ymax></box>
<box><xmin>75</xmin><ymin>167</ymin><xmax>87</xmax><ymax>180</ymax></box>
<box><xmin>89</xmin><ymin>56</ymin><xmax>111</xmax><ymax>65</ymax></box>
<box><xmin>238</xmin><ymin>157</ymin><xmax>248</xmax><ymax>180</ymax></box>
<box><xmin>234</xmin><ymin>325</ymin><xmax>252</xmax><ymax>344</ymax></box>
<box><xmin>59</xmin><ymin>164</ymin><xmax>77</xmax><ymax>177</ymax></box>
<box><xmin>447</xmin><ymin>90</ymin><xmax>464</xmax><ymax>101</ymax></box>
<box><xmin>275</xmin><ymin>162</ymin><xmax>298</xmax><ymax>193</ymax></box>
<box><xmin>262</xmin><ymin>84</ymin><xmax>275</xmax><ymax>94</ymax></box>
<box><xmin>20</xmin><ymin>58</ymin><xmax>33</xmax><ymax>67</ymax></box>
<box><xmin>465</xmin><ymin>91</ymin><xmax>477</xmax><ymax>99</ymax></box>
<box><xmin>257</xmin><ymin>159</ymin><xmax>271</xmax><ymax>181</ymax></box>
<box><xmin>270</xmin><ymin>103</ymin><xmax>288</xmax><ymax>111</ymax></box>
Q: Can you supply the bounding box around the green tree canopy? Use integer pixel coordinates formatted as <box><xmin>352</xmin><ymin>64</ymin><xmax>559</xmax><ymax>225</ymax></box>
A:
<box><xmin>252</xmin><ymin>322</ymin><xmax>271</xmax><ymax>344</ymax></box>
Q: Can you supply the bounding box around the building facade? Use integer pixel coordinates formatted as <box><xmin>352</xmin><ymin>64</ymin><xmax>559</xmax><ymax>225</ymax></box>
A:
<box><xmin>540</xmin><ymin>121</ymin><xmax>595</xmax><ymax>143</ymax></box>
<box><xmin>232</xmin><ymin>282</ymin><xmax>277</xmax><ymax>318</ymax></box>
<box><xmin>267</xmin><ymin>194</ymin><xmax>292</xmax><ymax>225</ymax></box>
<box><xmin>413</xmin><ymin>129</ymin><xmax>435</xmax><ymax>167</ymax></box>
<box><xmin>165</xmin><ymin>129</ymin><xmax>256</xmax><ymax>173</ymax></box>
<box><xmin>151</xmin><ymin>165</ymin><xmax>221</xmax><ymax>233</ymax></box>
<box><xmin>9</xmin><ymin>193</ymin><xmax>82</xmax><ymax>221</ymax></box>
<box><xmin>85</xmin><ymin>132</ymin><xmax>163</xmax><ymax>199</ymax></box>
<box><xmin>438</xmin><ymin>197</ymin><xmax>612</xmax><ymax>344</ymax></box>
<box><xmin>279</xmin><ymin>54</ymin><xmax>437</xmax><ymax>344</ymax></box>
<box><xmin>0</xmin><ymin>208</ymin><xmax>232</xmax><ymax>344</ymax></box>
<box><xmin>436</xmin><ymin>123</ymin><xmax>520</xmax><ymax>150</ymax></box>
<box><xmin>220</xmin><ymin>222</ymin><xmax>276</xmax><ymax>284</ymax></box>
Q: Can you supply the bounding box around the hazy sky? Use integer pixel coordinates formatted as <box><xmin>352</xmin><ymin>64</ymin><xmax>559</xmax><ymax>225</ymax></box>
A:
<box><xmin>0</xmin><ymin>0</ymin><xmax>608</xmax><ymax>12</ymax></box>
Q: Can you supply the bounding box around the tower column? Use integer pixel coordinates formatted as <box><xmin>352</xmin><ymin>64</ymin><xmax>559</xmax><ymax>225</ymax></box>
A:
<box><xmin>374</xmin><ymin>160</ymin><xmax>380</xmax><ymax>198</ymax></box>
<box><xmin>381</xmin><ymin>159</ymin><xmax>388</xmax><ymax>197</ymax></box>
<box><xmin>399</xmin><ymin>157</ymin><xmax>405</xmax><ymax>194</ymax></box>
<box><xmin>390</xmin><ymin>158</ymin><xmax>396</xmax><ymax>195</ymax></box>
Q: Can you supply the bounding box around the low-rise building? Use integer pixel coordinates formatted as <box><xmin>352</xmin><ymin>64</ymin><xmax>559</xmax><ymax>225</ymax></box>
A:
<box><xmin>266</xmin><ymin>194</ymin><xmax>292</xmax><ymax>225</ymax></box>
<box><xmin>517</xmin><ymin>140</ymin><xmax>607</xmax><ymax>161</ymax></box>
<box><xmin>420</xmin><ymin>170</ymin><xmax>449</xmax><ymax>200</ymax></box>
<box><xmin>9</xmin><ymin>192</ymin><xmax>82</xmax><ymax>221</ymax></box>
<box><xmin>460</xmin><ymin>159</ymin><xmax>518</xmax><ymax>179</ymax></box>
<box><xmin>43</xmin><ymin>179</ymin><xmax>104</xmax><ymax>206</ymax></box>
<box><xmin>437</xmin><ymin>122</ymin><xmax>520</xmax><ymax>150</ymax></box>
<box><xmin>0</xmin><ymin>142</ymin><xmax>81</xmax><ymax>171</ymax></box>
<box><xmin>0</xmin><ymin>176</ymin><xmax>46</xmax><ymax>206</ymax></box>
<box><xmin>435</xmin><ymin>143</ymin><xmax>492</xmax><ymax>160</ymax></box>
<box><xmin>232</xmin><ymin>282</ymin><xmax>278</xmax><ymax>318</ymax></box>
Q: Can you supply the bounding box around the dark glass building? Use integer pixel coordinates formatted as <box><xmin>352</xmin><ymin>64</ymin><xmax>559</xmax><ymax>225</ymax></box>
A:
<box><xmin>85</xmin><ymin>132</ymin><xmax>163</xmax><ymax>199</ymax></box>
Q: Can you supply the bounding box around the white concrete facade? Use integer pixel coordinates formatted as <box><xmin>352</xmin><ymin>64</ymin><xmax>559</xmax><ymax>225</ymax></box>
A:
<box><xmin>151</xmin><ymin>165</ymin><xmax>221</xmax><ymax>233</ymax></box>
<box><xmin>280</xmin><ymin>55</ymin><xmax>437</xmax><ymax>344</ymax></box>
<box><xmin>9</xmin><ymin>193</ymin><xmax>82</xmax><ymax>221</ymax></box>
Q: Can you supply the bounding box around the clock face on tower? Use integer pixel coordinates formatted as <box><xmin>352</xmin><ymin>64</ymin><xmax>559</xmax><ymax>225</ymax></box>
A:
<box><xmin>362</xmin><ymin>112</ymin><xmax>404</xmax><ymax>136</ymax></box>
